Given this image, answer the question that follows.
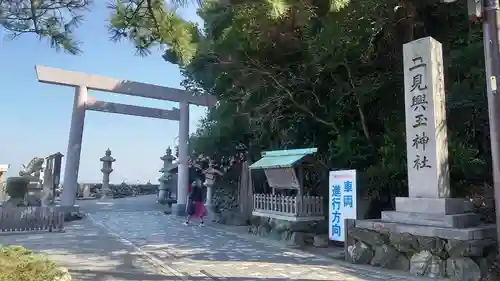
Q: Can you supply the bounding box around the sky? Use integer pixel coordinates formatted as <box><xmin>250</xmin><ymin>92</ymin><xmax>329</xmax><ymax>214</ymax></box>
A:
<box><xmin>0</xmin><ymin>2</ymin><xmax>206</xmax><ymax>183</ymax></box>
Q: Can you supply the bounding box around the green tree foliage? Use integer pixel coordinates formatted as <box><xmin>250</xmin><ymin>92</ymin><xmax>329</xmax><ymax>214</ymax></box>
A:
<box><xmin>2</xmin><ymin>0</ymin><xmax>490</xmax><ymax>210</ymax></box>
<box><xmin>108</xmin><ymin>0</ymin><xmax>201</xmax><ymax>64</ymax></box>
<box><xmin>109</xmin><ymin>0</ymin><xmax>491</xmax><ymax>208</ymax></box>
<box><xmin>0</xmin><ymin>0</ymin><xmax>91</xmax><ymax>54</ymax></box>
<box><xmin>0</xmin><ymin>0</ymin><xmax>459</xmax><ymax>216</ymax></box>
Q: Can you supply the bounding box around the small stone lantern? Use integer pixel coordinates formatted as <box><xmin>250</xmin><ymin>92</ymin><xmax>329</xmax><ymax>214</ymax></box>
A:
<box><xmin>158</xmin><ymin>147</ymin><xmax>176</xmax><ymax>203</ymax></box>
<box><xmin>0</xmin><ymin>164</ymin><xmax>9</xmax><ymax>184</ymax></box>
<box><xmin>100</xmin><ymin>149</ymin><xmax>116</xmax><ymax>198</ymax></box>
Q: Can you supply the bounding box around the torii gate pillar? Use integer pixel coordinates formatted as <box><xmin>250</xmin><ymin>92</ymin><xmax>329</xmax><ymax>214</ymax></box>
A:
<box><xmin>173</xmin><ymin>101</ymin><xmax>190</xmax><ymax>215</ymax></box>
<box><xmin>61</xmin><ymin>86</ymin><xmax>87</xmax><ymax>207</ymax></box>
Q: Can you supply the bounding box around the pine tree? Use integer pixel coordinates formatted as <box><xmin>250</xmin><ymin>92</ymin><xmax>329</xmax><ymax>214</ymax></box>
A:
<box><xmin>0</xmin><ymin>0</ymin><xmax>92</xmax><ymax>54</ymax></box>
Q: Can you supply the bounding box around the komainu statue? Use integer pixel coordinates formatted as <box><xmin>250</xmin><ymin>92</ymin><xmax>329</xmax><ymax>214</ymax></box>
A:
<box><xmin>19</xmin><ymin>157</ymin><xmax>45</xmax><ymax>206</ymax></box>
<box><xmin>19</xmin><ymin>157</ymin><xmax>44</xmax><ymax>177</ymax></box>
<box><xmin>41</xmin><ymin>166</ymin><xmax>53</xmax><ymax>207</ymax></box>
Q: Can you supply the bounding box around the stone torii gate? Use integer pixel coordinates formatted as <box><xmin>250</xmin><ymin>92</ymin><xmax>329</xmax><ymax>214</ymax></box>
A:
<box><xmin>35</xmin><ymin>65</ymin><xmax>216</xmax><ymax>215</ymax></box>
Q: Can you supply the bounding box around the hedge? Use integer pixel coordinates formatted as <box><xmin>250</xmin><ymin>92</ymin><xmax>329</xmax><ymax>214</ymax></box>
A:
<box><xmin>0</xmin><ymin>245</ymin><xmax>68</xmax><ymax>281</ymax></box>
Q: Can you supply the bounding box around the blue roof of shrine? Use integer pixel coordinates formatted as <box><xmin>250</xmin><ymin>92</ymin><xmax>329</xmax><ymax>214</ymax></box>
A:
<box><xmin>249</xmin><ymin>148</ymin><xmax>317</xmax><ymax>170</ymax></box>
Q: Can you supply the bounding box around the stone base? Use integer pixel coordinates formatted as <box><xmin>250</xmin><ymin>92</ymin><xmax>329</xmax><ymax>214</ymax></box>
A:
<box><xmin>54</xmin><ymin>205</ymin><xmax>80</xmax><ymax>214</ymax></box>
<box><xmin>355</xmin><ymin>219</ymin><xmax>496</xmax><ymax>240</ymax></box>
<box><xmin>54</xmin><ymin>205</ymin><xmax>83</xmax><ymax>221</ymax></box>
<box><xmin>395</xmin><ymin>197</ymin><xmax>473</xmax><ymax>215</ymax></box>
<box><xmin>381</xmin><ymin>211</ymin><xmax>480</xmax><ymax>228</ymax></box>
<box><xmin>158</xmin><ymin>198</ymin><xmax>176</xmax><ymax>206</ymax></box>
<box><xmin>346</xmin><ymin>218</ymin><xmax>498</xmax><ymax>280</ymax></box>
<box><xmin>157</xmin><ymin>189</ymin><xmax>168</xmax><ymax>202</ymax></box>
<box><xmin>205</xmin><ymin>205</ymin><xmax>216</xmax><ymax>222</ymax></box>
<box><xmin>347</xmin><ymin>196</ymin><xmax>496</xmax><ymax>279</ymax></box>
<box><xmin>77</xmin><ymin>196</ymin><xmax>98</xmax><ymax>200</ymax></box>
<box><xmin>171</xmin><ymin>203</ymin><xmax>186</xmax><ymax>216</ymax></box>
<box><xmin>99</xmin><ymin>190</ymin><xmax>113</xmax><ymax>199</ymax></box>
<box><xmin>25</xmin><ymin>188</ymin><xmax>43</xmax><ymax>205</ymax></box>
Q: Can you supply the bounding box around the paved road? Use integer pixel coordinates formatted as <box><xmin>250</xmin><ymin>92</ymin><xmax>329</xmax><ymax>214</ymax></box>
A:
<box><xmin>87</xmin><ymin>203</ymin><xmax>439</xmax><ymax>281</ymax></box>
<box><xmin>2</xmin><ymin>195</ymin><xmax>442</xmax><ymax>281</ymax></box>
<box><xmin>77</xmin><ymin>195</ymin><xmax>166</xmax><ymax>213</ymax></box>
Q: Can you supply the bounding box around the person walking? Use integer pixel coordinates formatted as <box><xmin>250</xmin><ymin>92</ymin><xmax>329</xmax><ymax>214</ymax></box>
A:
<box><xmin>187</xmin><ymin>157</ymin><xmax>204</xmax><ymax>193</ymax></box>
<box><xmin>184</xmin><ymin>178</ymin><xmax>206</xmax><ymax>226</ymax></box>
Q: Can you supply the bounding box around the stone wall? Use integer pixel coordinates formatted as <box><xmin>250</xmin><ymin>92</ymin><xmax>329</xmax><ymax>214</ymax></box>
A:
<box><xmin>75</xmin><ymin>183</ymin><xmax>159</xmax><ymax>198</ymax></box>
<box><xmin>211</xmin><ymin>186</ymin><xmax>248</xmax><ymax>225</ymax></box>
<box><xmin>109</xmin><ymin>183</ymin><xmax>158</xmax><ymax>198</ymax></box>
<box><xmin>212</xmin><ymin>185</ymin><xmax>238</xmax><ymax>212</ymax></box>
<box><xmin>346</xmin><ymin>225</ymin><xmax>497</xmax><ymax>281</ymax></box>
<box><xmin>247</xmin><ymin>216</ymin><xmax>330</xmax><ymax>248</ymax></box>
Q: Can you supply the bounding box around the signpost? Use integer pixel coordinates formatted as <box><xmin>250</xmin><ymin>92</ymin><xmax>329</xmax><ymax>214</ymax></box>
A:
<box><xmin>328</xmin><ymin>169</ymin><xmax>357</xmax><ymax>242</ymax></box>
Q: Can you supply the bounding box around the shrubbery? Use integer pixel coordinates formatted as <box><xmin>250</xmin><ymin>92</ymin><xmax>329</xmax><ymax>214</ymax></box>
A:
<box><xmin>0</xmin><ymin>245</ymin><xmax>66</xmax><ymax>281</ymax></box>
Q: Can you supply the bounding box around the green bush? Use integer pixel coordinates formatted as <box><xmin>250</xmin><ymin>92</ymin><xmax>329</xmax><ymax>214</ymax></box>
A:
<box><xmin>0</xmin><ymin>245</ymin><xmax>65</xmax><ymax>281</ymax></box>
<box><xmin>6</xmin><ymin>177</ymin><xmax>29</xmax><ymax>199</ymax></box>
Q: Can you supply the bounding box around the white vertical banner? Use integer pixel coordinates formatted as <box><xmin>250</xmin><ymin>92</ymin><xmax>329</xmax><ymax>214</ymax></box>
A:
<box><xmin>329</xmin><ymin>169</ymin><xmax>357</xmax><ymax>242</ymax></box>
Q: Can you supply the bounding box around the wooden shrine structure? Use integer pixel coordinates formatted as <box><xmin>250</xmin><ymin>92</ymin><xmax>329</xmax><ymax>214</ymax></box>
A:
<box><xmin>250</xmin><ymin>148</ymin><xmax>324</xmax><ymax>221</ymax></box>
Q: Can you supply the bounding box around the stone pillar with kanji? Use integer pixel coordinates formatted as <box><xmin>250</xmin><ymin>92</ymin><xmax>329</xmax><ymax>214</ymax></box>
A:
<box><xmin>347</xmin><ymin>37</ymin><xmax>496</xmax><ymax>276</ymax></box>
<box><xmin>100</xmin><ymin>149</ymin><xmax>115</xmax><ymax>198</ymax></box>
<box><xmin>382</xmin><ymin>36</ymin><xmax>482</xmax><ymax>228</ymax></box>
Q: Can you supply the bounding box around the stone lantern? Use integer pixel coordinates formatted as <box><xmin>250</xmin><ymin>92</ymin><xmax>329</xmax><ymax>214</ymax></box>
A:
<box><xmin>158</xmin><ymin>147</ymin><xmax>177</xmax><ymax>203</ymax></box>
<box><xmin>0</xmin><ymin>164</ymin><xmax>9</xmax><ymax>202</ymax></box>
<box><xmin>100</xmin><ymin>149</ymin><xmax>116</xmax><ymax>198</ymax></box>
<box><xmin>0</xmin><ymin>164</ymin><xmax>9</xmax><ymax>184</ymax></box>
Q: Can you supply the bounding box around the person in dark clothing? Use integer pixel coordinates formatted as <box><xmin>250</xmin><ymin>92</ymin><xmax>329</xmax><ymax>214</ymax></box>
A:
<box><xmin>187</xmin><ymin>158</ymin><xmax>205</xmax><ymax>193</ymax></box>
<box><xmin>184</xmin><ymin>178</ymin><xmax>206</xmax><ymax>226</ymax></box>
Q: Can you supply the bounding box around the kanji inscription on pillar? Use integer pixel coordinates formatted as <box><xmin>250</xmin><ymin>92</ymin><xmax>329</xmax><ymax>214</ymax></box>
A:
<box><xmin>403</xmin><ymin>37</ymin><xmax>450</xmax><ymax>198</ymax></box>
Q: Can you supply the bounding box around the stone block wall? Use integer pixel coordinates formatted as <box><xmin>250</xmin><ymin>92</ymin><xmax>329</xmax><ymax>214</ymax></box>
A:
<box><xmin>247</xmin><ymin>217</ymin><xmax>330</xmax><ymax>248</ymax></box>
<box><xmin>345</xmin><ymin>223</ymin><xmax>497</xmax><ymax>281</ymax></box>
<box><xmin>212</xmin><ymin>185</ymin><xmax>238</xmax><ymax>212</ymax></box>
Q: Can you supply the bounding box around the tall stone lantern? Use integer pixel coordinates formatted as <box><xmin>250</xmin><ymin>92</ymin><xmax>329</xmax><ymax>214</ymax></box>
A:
<box><xmin>0</xmin><ymin>164</ymin><xmax>9</xmax><ymax>202</ymax></box>
<box><xmin>100</xmin><ymin>149</ymin><xmax>116</xmax><ymax>198</ymax></box>
<box><xmin>158</xmin><ymin>147</ymin><xmax>176</xmax><ymax>203</ymax></box>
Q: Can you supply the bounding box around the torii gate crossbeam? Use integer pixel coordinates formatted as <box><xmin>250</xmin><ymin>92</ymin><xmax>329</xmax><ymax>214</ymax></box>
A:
<box><xmin>85</xmin><ymin>96</ymin><xmax>181</xmax><ymax>120</ymax></box>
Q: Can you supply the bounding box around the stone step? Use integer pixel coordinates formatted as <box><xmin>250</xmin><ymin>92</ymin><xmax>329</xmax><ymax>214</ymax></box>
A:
<box><xmin>355</xmin><ymin>219</ymin><xmax>496</xmax><ymax>240</ymax></box>
<box><xmin>395</xmin><ymin>197</ymin><xmax>473</xmax><ymax>215</ymax></box>
<box><xmin>381</xmin><ymin>211</ymin><xmax>480</xmax><ymax>228</ymax></box>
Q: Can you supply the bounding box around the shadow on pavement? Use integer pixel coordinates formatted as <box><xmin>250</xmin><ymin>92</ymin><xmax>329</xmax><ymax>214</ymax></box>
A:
<box><xmin>0</xmin><ymin>219</ymin><xmax>174</xmax><ymax>281</ymax></box>
<box><xmin>69</xmin><ymin>269</ymin><xmax>377</xmax><ymax>281</ymax></box>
